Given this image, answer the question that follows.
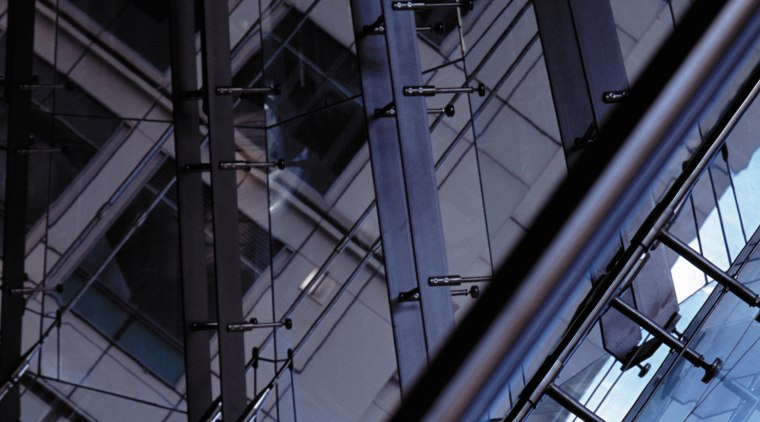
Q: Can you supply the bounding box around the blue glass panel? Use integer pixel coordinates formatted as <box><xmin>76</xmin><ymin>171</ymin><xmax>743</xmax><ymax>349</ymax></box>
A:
<box><xmin>119</xmin><ymin>320</ymin><xmax>185</xmax><ymax>384</ymax></box>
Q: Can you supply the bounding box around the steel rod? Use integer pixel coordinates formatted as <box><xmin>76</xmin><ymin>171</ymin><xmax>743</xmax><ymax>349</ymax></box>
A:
<box><xmin>392</xmin><ymin>1</ymin><xmax>473</xmax><ymax>11</ymax></box>
<box><xmin>169</xmin><ymin>0</ymin><xmax>214</xmax><ymax>418</ymax></box>
<box><xmin>660</xmin><ymin>230</ymin><xmax>760</xmax><ymax>307</ymax></box>
<box><xmin>611</xmin><ymin>298</ymin><xmax>708</xmax><ymax>371</ymax></box>
<box><xmin>393</xmin><ymin>0</ymin><xmax>760</xmax><ymax>420</ymax></box>
<box><xmin>429</xmin><ymin>274</ymin><xmax>494</xmax><ymax>286</ymax></box>
<box><xmin>216</xmin><ymin>85</ymin><xmax>280</xmax><ymax>96</ymax></box>
<box><xmin>545</xmin><ymin>384</ymin><xmax>606</xmax><ymax>422</ymax></box>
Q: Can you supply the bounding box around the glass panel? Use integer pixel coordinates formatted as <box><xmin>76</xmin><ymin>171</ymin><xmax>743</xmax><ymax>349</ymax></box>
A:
<box><xmin>53</xmin><ymin>162</ymin><xmax>186</xmax><ymax>384</ymax></box>
<box><xmin>525</xmin><ymin>395</ymin><xmax>571</xmax><ymax>422</ymax></box>
<box><xmin>66</xmin><ymin>0</ymin><xmax>171</xmax><ymax>71</ymax></box>
<box><xmin>21</xmin><ymin>361</ymin><xmax>186</xmax><ymax>420</ymax></box>
<box><xmin>424</xmin><ymin>0</ymin><xmax>493</xmax><ymax>320</ymax></box>
<box><xmin>461</xmin><ymin>1</ymin><xmax>568</xmax><ymax>414</ymax></box>
<box><xmin>464</xmin><ymin>0</ymin><xmax>564</xmax><ymax>269</ymax></box>
<box><xmin>609</xmin><ymin>0</ymin><xmax>680</xmax><ymax>84</ymax></box>
<box><xmin>724</xmin><ymin>93</ymin><xmax>760</xmax><ymax>236</ymax></box>
<box><xmin>257</xmin><ymin>94</ymin><xmax>398</xmax><ymax>421</ymax></box>
<box><xmin>12</xmin><ymin>1</ymin><xmax>183</xmax><ymax>419</ymax></box>
<box><xmin>257</xmin><ymin>0</ymin><xmax>362</xmax><ymax>126</ymax></box>
<box><xmin>221</xmin><ymin>2</ymin><xmax>403</xmax><ymax>420</ymax></box>
<box><xmin>631</xmin><ymin>275</ymin><xmax>760</xmax><ymax>420</ymax></box>
<box><xmin>41</xmin><ymin>0</ymin><xmax>172</xmax><ymax>121</ymax></box>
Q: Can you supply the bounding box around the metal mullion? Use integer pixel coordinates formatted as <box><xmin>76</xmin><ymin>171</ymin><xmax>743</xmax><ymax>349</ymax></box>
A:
<box><xmin>199</xmin><ymin>0</ymin><xmax>247</xmax><ymax>419</ymax></box>
<box><xmin>0</xmin><ymin>0</ymin><xmax>36</xmax><ymax>419</ymax></box>
<box><xmin>567</xmin><ymin>0</ymin><xmax>629</xmax><ymax>124</ymax></box>
<box><xmin>546</xmin><ymin>384</ymin><xmax>606</xmax><ymax>422</ymax></box>
<box><xmin>168</xmin><ymin>1</ymin><xmax>213</xmax><ymax>420</ymax></box>
<box><xmin>533</xmin><ymin>0</ymin><xmax>595</xmax><ymax>162</ymax></box>
<box><xmin>349</xmin><ymin>0</ymin><xmax>431</xmax><ymax>393</ymax></box>
<box><xmin>534</xmin><ymin>0</ymin><xmax>628</xmax><ymax>164</ymax></box>
<box><xmin>381</xmin><ymin>0</ymin><xmax>455</xmax><ymax>356</ymax></box>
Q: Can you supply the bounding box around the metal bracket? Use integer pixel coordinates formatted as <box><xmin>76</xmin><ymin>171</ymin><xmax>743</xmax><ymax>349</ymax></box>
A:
<box><xmin>602</xmin><ymin>90</ymin><xmax>630</xmax><ymax>103</ymax></box>
<box><xmin>184</xmin><ymin>163</ymin><xmax>211</xmax><ymax>173</ymax></box>
<box><xmin>363</xmin><ymin>18</ymin><xmax>444</xmax><ymax>36</ymax></box>
<box><xmin>573</xmin><ymin>122</ymin><xmax>598</xmax><ymax>149</ymax></box>
<box><xmin>428</xmin><ymin>274</ymin><xmax>493</xmax><ymax>286</ymax></box>
<box><xmin>428</xmin><ymin>105</ymin><xmax>456</xmax><ymax>117</ymax></box>
<box><xmin>403</xmin><ymin>83</ymin><xmax>486</xmax><ymax>97</ymax></box>
<box><xmin>392</xmin><ymin>1</ymin><xmax>474</xmax><ymax>11</ymax></box>
<box><xmin>452</xmin><ymin>286</ymin><xmax>480</xmax><ymax>299</ymax></box>
<box><xmin>660</xmin><ymin>231</ymin><xmax>760</xmax><ymax>309</ymax></box>
<box><xmin>611</xmin><ymin>298</ymin><xmax>721</xmax><ymax>383</ymax></box>
<box><xmin>362</xmin><ymin>16</ymin><xmax>386</xmax><ymax>35</ymax></box>
<box><xmin>374</xmin><ymin>102</ymin><xmax>397</xmax><ymax>117</ymax></box>
<box><xmin>417</xmin><ymin>22</ymin><xmax>445</xmax><ymax>34</ymax></box>
<box><xmin>620</xmin><ymin>313</ymin><xmax>680</xmax><ymax>377</ymax></box>
<box><xmin>182</xmin><ymin>89</ymin><xmax>205</xmax><ymax>100</ymax></box>
<box><xmin>10</xmin><ymin>284</ymin><xmax>63</xmax><ymax>296</ymax></box>
<box><xmin>399</xmin><ymin>287</ymin><xmax>421</xmax><ymax>302</ymax></box>
<box><xmin>18</xmin><ymin>81</ymin><xmax>74</xmax><ymax>91</ymax></box>
<box><xmin>218</xmin><ymin>159</ymin><xmax>286</xmax><ymax>170</ymax></box>
<box><xmin>191</xmin><ymin>321</ymin><xmax>219</xmax><ymax>331</ymax></box>
<box><xmin>185</xmin><ymin>159</ymin><xmax>286</xmax><ymax>172</ymax></box>
<box><xmin>227</xmin><ymin>318</ymin><xmax>293</xmax><ymax>332</ymax></box>
<box><xmin>376</xmin><ymin>103</ymin><xmax>455</xmax><ymax>117</ymax></box>
<box><xmin>215</xmin><ymin>84</ymin><xmax>281</xmax><ymax>96</ymax></box>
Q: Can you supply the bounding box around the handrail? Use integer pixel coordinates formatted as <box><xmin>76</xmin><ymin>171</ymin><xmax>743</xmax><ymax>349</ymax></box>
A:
<box><xmin>506</xmin><ymin>20</ymin><xmax>760</xmax><ymax>421</ymax></box>
<box><xmin>391</xmin><ymin>0</ymin><xmax>760</xmax><ymax>420</ymax></box>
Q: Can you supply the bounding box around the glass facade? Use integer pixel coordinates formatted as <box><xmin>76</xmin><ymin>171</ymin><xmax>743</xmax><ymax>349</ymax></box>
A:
<box><xmin>3</xmin><ymin>0</ymin><xmax>760</xmax><ymax>421</ymax></box>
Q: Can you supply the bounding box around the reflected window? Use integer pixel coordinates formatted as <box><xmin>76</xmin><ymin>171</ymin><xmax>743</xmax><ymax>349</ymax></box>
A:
<box><xmin>60</xmin><ymin>160</ymin><xmax>283</xmax><ymax>384</ymax></box>
<box><xmin>68</xmin><ymin>0</ymin><xmax>170</xmax><ymax>70</ymax></box>
<box><xmin>233</xmin><ymin>9</ymin><xmax>365</xmax><ymax>194</ymax></box>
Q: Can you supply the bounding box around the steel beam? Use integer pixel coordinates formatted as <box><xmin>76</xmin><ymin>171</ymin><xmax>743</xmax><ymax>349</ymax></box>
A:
<box><xmin>168</xmin><ymin>1</ymin><xmax>214</xmax><ymax>420</ymax></box>
<box><xmin>660</xmin><ymin>230</ymin><xmax>760</xmax><ymax>307</ymax></box>
<box><xmin>380</xmin><ymin>0</ymin><xmax>454</xmax><ymax>356</ymax></box>
<box><xmin>199</xmin><ymin>0</ymin><xmax>247</xmax><ymax>419</ymax></box>
<box><xmin>349</xmin><ymin>1</ymin><xmax>430</xmax><ymax>393</ymax></box>
<box><xmin>350</xmin><ymin>0</ymin><xmax>454</xmax><ymax>392</ymax></box>
<box><xmin>0</xmin><ymin>0</ymin><xmax>37</xmax><ymax>419</ymax></box>
<box><xmin>546</xmin><ymin>384</ymin><xmax>606</xmax><ymax>422</ymax></box>
<box><xmin>534</xmin><ymin>0</ymin><xmax>628</xmax><ymax>164</ymax></box>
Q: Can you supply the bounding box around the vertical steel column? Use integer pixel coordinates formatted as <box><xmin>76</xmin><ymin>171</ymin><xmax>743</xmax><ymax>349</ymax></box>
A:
<box><xmin>350</xmin><ymin>2</ymin><xmax>430</xmax><ymax>393</ymax></box>
<box><xmin>533</xmin><ymin>0</ymin><xmax>628</xmax><ymax>163</ymax></box>
<box><xmin>0</xmin><ymin>1</ymin><xmax>36</xmax><ymax>419</ymax></box>
<box><xmin>168</xmin><ymin>1</ymin><xmax>214</xmax><ymax>420</ymax></box>
<box><xmin>380</xmin><ymin>0</ymin><xmax>454</xmax><ymax>355</ymax></box>
<box><xmin>350</xmin><ymin>0</ymin><xmax>455</xmax><ymax>392</ymax></box>
<box><xmin>198</xmin><ymin>0</ymin><xmax>247</xmax><ymax>419</ymax></box>
<box><xmin>545</xmin><ymin>384</ymin><xmax>606</xmax><ymax>422</ymax></box>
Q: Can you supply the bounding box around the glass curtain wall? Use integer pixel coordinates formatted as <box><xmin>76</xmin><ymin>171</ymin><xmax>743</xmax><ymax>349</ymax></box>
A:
<box><xmin>3</xmin><ymin>0</ymin><xmax>187</xmax><ymax>420</ymax></box>
<box><xmin>3</xmin><ymin>0</ymin><xmax>714</xmax><ymax>420</ymax></box>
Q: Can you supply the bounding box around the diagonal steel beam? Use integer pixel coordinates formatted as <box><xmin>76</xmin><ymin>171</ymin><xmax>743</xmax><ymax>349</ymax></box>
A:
<box><xmin>350</xmin><ymin>0</ymin><xmax>454</xmax><ymax>393</ymax></box>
